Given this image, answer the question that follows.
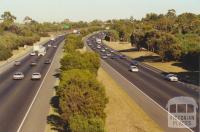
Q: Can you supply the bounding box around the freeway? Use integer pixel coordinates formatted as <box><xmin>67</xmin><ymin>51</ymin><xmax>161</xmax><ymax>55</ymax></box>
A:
<box><xmin>0</xmin><ymin>35</ymin><xmax>65</xmax><ymax>132</ymax></box>
<box><xmin>86</xmin><ymin>32</ymin><xmax>199</xmax><ymax>132</ymax></box>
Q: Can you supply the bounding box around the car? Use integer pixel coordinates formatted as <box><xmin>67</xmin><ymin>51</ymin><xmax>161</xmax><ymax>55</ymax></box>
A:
<box><xmin>101</xmin><ymin>55</ymin><xmax>108</xmax><ymax>59</ymax></box>
<box><xmin>30</xmin><ymin>61</ymin><xmax>37</xmax><ymax>66</ymax></box>
<box><xmin>97</xmin><ymin>45</ymin><xmax>101</xmax><ymax>49</ymax></box>
<box><xmin>31</xmin><ymin>73</ymin><xmax>41</xmax><ymax>80</ymax></box>
<box><xmin>119</xmin><ymin>55</ymin><xmax>126</xmax><ymax>59</ymax></box>
<box><xmin>14</xmin><ymin>61</ymin><xmax>21</xmax><ymax>66</ymax></box>
<box><xmin>101</xmin><ymin>49</ymin><xmax>106</xmax><ymax>52</ymax></box>
<box><xmin>53</xmin><ymin>45</ymin><xmax>57</xmax><ymax>48</ymax></box>
<box><xmin>130</xmin><ymin>66</ymin><xmax>139</xmax><ymax>72</ymax></box>
<box><xmin>106</xmin><ymin>53</ymin><xmax>112</xmax><ymax>56</ymax></box>
<box><xmin>30</xmin><ymin>52</ymin><xmax>36</xmax><ymax>56</ymax></box>
<box><xmin>105</xmin><ymin>47</ymin><xmax>108</xmax><ymax>50</ymax></box>
<box><xmin>50</xmin><ymin>38</ymin><xmax>55</xmax><ymax>41</ymax></box>
<box><xmin>131</xmin><ymin>60</ymin><xmax>139</xmax><ymax>66</ymax></box>
<box><xmin>165</xmin><ymin>74</ymin><xmax>178</xmax><ymax>82</ymax></box>
<box><xmin>110</xmin><ymin>50</ymin><xmax>115</xmax><ymax>53</ymax></box>
<box><xmin>111</xmin><ymin>55</ymin><xmax>120</xmax><ymax>59</ymax></box>
<box><xmin>44</xmin><ymin>59</ymin><xmax>51</xmax><ymax>64</ymax></box>
<box><xmin>13</xmin><ymin>72</ymin><xmax>24</xmax><ymax>80</ymax></box>
<box><xmin>88</xmin><ymin>43</ymin><xmax>92</xmax><ymax>46</ymax></box>
<box><xmin>48</xmin><ymin>44</ymin><xmax>52</xmax><ymax>47</ymax></box>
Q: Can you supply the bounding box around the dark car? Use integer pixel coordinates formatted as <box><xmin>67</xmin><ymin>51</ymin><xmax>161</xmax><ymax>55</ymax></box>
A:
<box><xmin>131</xmin><ymin>60</ymin><xmax>139</xmax><ymax>66</ymax></box>
<box><xmin>119</xmin><ymin>55</ymin><xmax>126</xmax><ymax>59</ymax></box>
<box><xmin>111</xmin><ymin>55</ymin><xmax>120</xmax><ymax>59</ymax></box>
<box><xmin>44</xmin><ymin>59</ymin><xmax>51</xmax><ymax>64</ymax></box>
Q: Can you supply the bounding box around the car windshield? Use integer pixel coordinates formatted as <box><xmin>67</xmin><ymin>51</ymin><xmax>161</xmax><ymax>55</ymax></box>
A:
<box><xmin>33</xmin><ymin>73</ymin><xmax>40</xmax><ymax>75</ymax></box>
<box><xmin>168</xmin><ymin>74</ymin><xmax>176</xmax><ymax>77</ymax></box>
<box><xmin>15</xmin><ymin>73</ymin><xmax>22</xmax><ymax>75</ymax></box>
<box><xmin>131</xmin><ymin>66</ymin><xmax>137</xmax><ymax>68</ymax></box>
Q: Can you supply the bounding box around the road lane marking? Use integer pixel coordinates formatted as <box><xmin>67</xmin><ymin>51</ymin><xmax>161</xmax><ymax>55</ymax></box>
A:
<box><xmin>17</xmin><ymin>39</ymin><xmax>64</xmax><ymax>132</ymax></box>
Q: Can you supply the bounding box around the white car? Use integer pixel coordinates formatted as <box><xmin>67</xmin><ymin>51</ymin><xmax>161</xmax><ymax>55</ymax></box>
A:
<box><xmin>107</xmin><ymin>53</ymin><xmax>112</xmax><ymax>56</ymax></box>
<box><xmin>130</xmin><ymin>66</ymin><xmax>139</xmax><ymax>72</ymax></box>
<box><xmin>53</xmin><ymin>45</ymin><xmax>57</xmax><ymax>48</ymax></box>
<box><xmin>97</xmin><ymin>45</ymin><xmax>101</xmax><ymax>49</ymax></box>
<box><xmin>13</xmin><ymin>72</ymin><xmax>24</xmax><ymax>80</ymax></box>
<box><xmin>165</xmin><ymin>74</ymin><xmax>178</xmax><ymax>82</ymax></box>
<box><xmin>101</xmin><ymin>49</ymin><xmax>106</xmax><ymax>52</ymax></box>
<box><xmin>101</xmin><ymin>55</ymin><xmax>108</xmax><ymax>59</ymax></box>
<box><xmin>30</xmin><ymin>52</ymin><xmax>36</xmax><ymax>56</ymax></box>
<box><xmin>48</xmin><ymin>44</ymin><xmax>52</xmax><ymax>47</ymax></box>
<box><xmin>88</xmin><ymin>43</ymin><xmax>92</xmax><ymax>46</ymax></box>
<box><xmin>110</xmin><ymin>50</ymin><xmax>115</xmax><ymax>53</ymax></box>
<box><xmin>105</xmin><ymin>47</ymin><xmax>108</xmax><ymax>50</ymax></box>
<box><xmin>31</xmin><ymin>73</ymin><xmax>41</xmax><ymax>80</ymax></box>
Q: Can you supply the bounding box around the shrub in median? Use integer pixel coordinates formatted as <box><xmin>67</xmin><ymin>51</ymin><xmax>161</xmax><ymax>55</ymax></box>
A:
<box><xmin>57</xmin><ymin>69</ymin><xmax>108</xmax><ymax>121</ymax></box>
<box><xmin>69</xmin><ymin>114</ymin><xmax>105</xmax><ymax>132</ymax></box>
<box><xmin>60</xmin><ymin>52</ymin><xmax>100</xmax><ymax>74</ymax></box>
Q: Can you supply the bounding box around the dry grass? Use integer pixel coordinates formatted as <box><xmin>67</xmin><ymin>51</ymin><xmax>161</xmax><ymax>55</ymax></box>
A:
<box><xmin>97</xmin><ymin>68</ymin><xmax>163</xmax><ymax>132</ymax></box>
<box><xmin>123</xmin><ymin>51</ymin><xmax>158</xmax><ymax>59</ymax></box>
<box><xmin>104</xmin><ymin>41</ymin><xmax>187</xmax><ymax>73</ymax></box>
<box><xmin>103</xmin><ymin>40</ymin><xmax>132</xmax><ymax>51</ymax></box>
<box><xmin>145</xmin><ymin>62</ymin><xmax>187</xmax><ymax>73</ymax></box>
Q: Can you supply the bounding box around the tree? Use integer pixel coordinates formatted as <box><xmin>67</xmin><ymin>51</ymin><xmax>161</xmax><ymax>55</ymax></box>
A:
<box><xmin>24</xmin><ymin>16</ymin><xmax>32</xmax><ymax>24</ymax></box>
<box><xmin>1</xmin><ymin>11</ymin><xmax>16</xmax><ymax>30</ymax></box>
<box><xmin>166</xmin><ymin>9</ymin><xmax>176</xmax><ymax>18</ymax></box>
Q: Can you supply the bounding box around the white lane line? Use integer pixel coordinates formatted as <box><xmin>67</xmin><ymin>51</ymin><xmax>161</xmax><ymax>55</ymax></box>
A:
<box><xmin>101</xmin><ymin>60</ymin><xmax>193</xmax><ymax>132</ymax></box>
<box><xmin>17</xmin><ymin>40</ymin><xmax>64</xmax><ymax>132</ymax></box>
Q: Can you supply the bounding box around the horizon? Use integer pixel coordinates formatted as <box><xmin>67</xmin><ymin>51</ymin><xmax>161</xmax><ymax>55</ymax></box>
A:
<box><xmin>0</xmin><ymin>0</ymin><xmax>200</xmax><ymax>22</ymax></box>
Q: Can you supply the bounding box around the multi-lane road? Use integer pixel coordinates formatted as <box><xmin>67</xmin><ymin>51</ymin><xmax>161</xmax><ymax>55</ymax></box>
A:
<box><xmin>86</xmin><ymin>32</ymin><xmax>199</xmax><ymax>132</ymax></box>
<box><xmin>0</xmin><ymin>31</ymin><xmax>198</xmax><ymax>132</ymax></box>
<box><xmin>0</xmin><ymin>35</ymin><xmax>65</xmax><ymax>132</ymax></box>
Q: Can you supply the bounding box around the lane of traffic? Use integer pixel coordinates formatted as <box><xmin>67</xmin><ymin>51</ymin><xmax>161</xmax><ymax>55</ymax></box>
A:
<box><xmin>0</xmin><ymin>35</ymin><xmax>65</xmax><ymax>131</ymax></box>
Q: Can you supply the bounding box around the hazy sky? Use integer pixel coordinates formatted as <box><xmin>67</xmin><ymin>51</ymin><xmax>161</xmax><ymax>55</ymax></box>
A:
<box><xmin>0</xmin><ymin>0</ymin><xmax>200</xmax><ymax>22</ymax></box>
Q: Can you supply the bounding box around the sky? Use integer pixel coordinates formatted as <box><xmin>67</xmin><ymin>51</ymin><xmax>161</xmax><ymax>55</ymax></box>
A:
<box><xmin>0</xmin><ymin>0</ymin><xmax>200</xmax><ymax>22</ymax></box>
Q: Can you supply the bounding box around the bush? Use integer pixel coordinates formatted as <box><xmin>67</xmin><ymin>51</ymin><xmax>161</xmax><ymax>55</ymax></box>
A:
<box><xmin>69</xmin><ymin>114</ymin><xmax>105</xmax><ymax>132</ymax></box>
<box><xmin>60</xmin><ymin>52</ymin><xmax>100</xmax><ymax>73</ymax></box>
<box><xmin>57</xmin><ymin>69</ymin><xmax>107</xmax><ymax>121</ymax></box>
<box><xmin>0</xmin><ymin>45</ymin><xmax>12</xmax><ymax>60</ymax></box>
<box><xmin>64</xmin><ymin>34</ymin><xmax>84</xmax><ymax>52</ymax></box>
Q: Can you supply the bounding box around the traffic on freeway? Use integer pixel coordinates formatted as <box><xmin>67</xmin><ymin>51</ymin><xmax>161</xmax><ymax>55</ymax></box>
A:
<box><xmin>0</xmin><ymin>35</ymin><xmax>65</xmax><ymax>131</ymax></box>
<box><xmin>86</xmin><ymin>32</ymin><xmax>199</xmax><ymax>131</ymax></box>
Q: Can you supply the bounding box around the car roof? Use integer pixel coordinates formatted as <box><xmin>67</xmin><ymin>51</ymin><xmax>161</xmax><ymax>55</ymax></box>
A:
<box><xmin>130</xmin><ymin>65</ymin><xmax>137</xmax><ymax>68</ymax></box>
<box><xmin>33</xmin><ymin>73</ymin><xmax>40</xmax><ymax>75</ymax></box>
<box><xmin>15</xmin><ymin>72</ymin><xmax>23</xmax><ymax>74</ymax></box>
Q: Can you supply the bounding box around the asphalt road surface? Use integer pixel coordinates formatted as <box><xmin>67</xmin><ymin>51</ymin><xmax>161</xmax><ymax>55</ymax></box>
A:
<box><xmin>0</xmin><ymin>35</ymin><xmax>65</xmax><ymax>132</ymax></box>
<box><xmin>86</xmin><ymin>32</ymin><xmax>199</xmax><ymax>132</ymax></box>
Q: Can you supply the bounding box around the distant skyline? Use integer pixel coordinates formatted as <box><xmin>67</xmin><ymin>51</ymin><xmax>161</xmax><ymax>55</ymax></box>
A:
<box><xmin>0</xmin><ymin>0</ymin><xmax>200</xmax><ymax>22</ymax></box>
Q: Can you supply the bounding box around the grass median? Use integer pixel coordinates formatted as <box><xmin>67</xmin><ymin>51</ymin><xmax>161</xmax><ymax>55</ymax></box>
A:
<box><xmin>97</xmin><ymin>68</ymin><xmax>163</xmax><ymax>132</ymax></box>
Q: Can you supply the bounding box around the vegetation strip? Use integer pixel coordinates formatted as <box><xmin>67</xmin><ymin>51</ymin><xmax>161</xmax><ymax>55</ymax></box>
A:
<box><xmin>47</xmin><ymin>30</ymin><xmax>108</xmax><ymax>132</ymax></box>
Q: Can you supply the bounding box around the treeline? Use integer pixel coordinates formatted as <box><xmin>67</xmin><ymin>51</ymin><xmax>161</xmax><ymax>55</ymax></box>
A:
<box><xmin>48</xmin><ymin>34</ymin><xmax>108</xmax><ymax>132</ymax></box>
<box><xmin>0</xmin><ymin>11</ymin><xmax>105</xmax><ymax>61</ymax></box>
<box><xmin>0</xmin><ymin>11</ymin><xmax>65</xmax><ymax>61</ymax></box>
<box><xmin>106</xmin><ymin>10</ymin><xmax>200</xmax><ymax>69</ymax></box>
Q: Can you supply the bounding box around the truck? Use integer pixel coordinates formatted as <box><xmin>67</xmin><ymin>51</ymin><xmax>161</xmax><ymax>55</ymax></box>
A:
<box><xmin>33</xmin><ymin>45</ymin><xmax>46</xmax><ymax>56</ymax></box>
